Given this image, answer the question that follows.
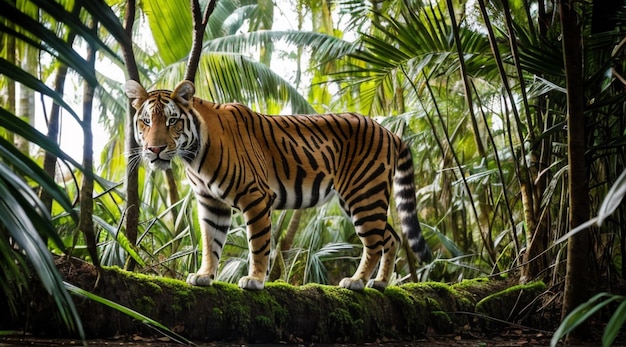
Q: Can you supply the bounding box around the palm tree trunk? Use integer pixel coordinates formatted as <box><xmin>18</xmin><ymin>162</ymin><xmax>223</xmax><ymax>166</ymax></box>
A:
<box><xmin>559</xmin><ymin>0</ymin><xmax>591</xmax><ymax>340</ymax></box>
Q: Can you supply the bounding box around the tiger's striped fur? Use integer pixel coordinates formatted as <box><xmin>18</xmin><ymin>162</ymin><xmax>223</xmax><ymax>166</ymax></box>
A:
<box><xmin>125</xmin><ymin>80</ymin><xmax>431</xmax><ymax>291</ymax></box>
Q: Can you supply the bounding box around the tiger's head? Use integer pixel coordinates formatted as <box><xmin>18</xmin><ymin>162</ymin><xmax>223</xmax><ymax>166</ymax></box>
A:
<box><xmin>125</xmin><ymin>80</ymin><xmax>200</xmax><ymax>170</ymax></box>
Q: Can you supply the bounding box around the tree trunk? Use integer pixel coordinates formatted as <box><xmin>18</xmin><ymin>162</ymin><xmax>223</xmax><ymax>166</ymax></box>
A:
<box><xmin>559</xmin><ymin>0</ymin><xmax>591</xmax><ymax>340</ymax></box>
<box><xmin>3</xmin><ymin>8</ymin><xmax>16</xmax><ymax>146</ymax></box>
<box><xmin>41</xmin><ymin>4</ymin><xmax>79</xmax><ymax>215</ymax></box>
<box><xmin>121</xmin><ymin>0</ymin><xmax>141</xmax><ymax>271</ymax></box>
<box><xmin>15</xmin><ymin>44</ymin><xmax>36</xmax><ymax>154</ymax></box>
<box><xmin>446</xmin><ymin>0</ymin><xmax>497</xmax><ymax>267</ymax></box>
<box><xmin>184</xmin><ymin>0</ymin><xmax>217</xmax><ymax>82</ymax></box>
<box><xmin>520</xmin><ymin>0</ymin><xmax>552</xmax><ymax>283</ymax></box>
<box><xmin>78</xmin><ymin>19</ymin><xmax>99</xmax><ymax>269</ymax></box>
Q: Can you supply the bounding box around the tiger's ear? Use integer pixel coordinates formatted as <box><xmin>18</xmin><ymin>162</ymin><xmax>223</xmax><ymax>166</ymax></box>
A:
<box><xmin>125</xmin><ymin>80</ymin><xmax>148</xmax><ymax>110</ymax></box>
<box><xmin>171</xmin><ymin>80</ymin><xmax>195</xmax><ymax>107</ymax></box>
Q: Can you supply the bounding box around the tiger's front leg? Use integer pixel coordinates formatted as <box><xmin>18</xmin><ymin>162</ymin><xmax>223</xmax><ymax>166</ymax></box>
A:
<box><xmin>186</xmin><ymin>194</ymin><xmax>232</xmax><ymax>287</ymax></box>
<box><xmin>237</xmin><ymin>191</ymin><xmax>273</xmax><ymax>291</ymax></box>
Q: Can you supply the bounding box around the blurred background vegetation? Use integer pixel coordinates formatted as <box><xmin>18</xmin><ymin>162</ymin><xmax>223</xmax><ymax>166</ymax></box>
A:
<box><xmin>1</xmin><ymin>0</ymin><xmax>625</xmax><ymax>340</ymax></box>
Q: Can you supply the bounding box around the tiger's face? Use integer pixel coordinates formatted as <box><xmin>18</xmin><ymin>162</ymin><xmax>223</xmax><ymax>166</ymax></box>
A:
<box><xmin>125</xmin><ymin>80</ymin><xmax>199</xmax><ymax>170</ymax></box>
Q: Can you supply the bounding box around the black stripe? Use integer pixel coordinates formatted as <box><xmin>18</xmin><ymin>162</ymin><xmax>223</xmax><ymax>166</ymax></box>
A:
<box><xmin>233</xmin><ymin>181</ymin><xmax>256</xmax><ymax>207</ymax></box>
<box><xmin>351</xmin><ymin>200</ymin><xmax>388</xmax><ymax>216</ymax></box>
<box><xmin>302</xmin><ymin>147</ymin><xmax>319</xmax><ymax>170</ymax></box>
<box><xmin>201</xmin><ymin>218</ymin><xmax>229</xmax><ymax>233</ymax></box>
<box><xmin>310</xmin><ymin>172</ymin><xmax>325</xmax><ymax>206</ymax></box>
<box><xmin>249</xmin><ymin>224</ymin><xmax>271</xmax><ymax>241</ymax></box>
<box><xmin>251</xmin><ymin>238</ymin><xmax>271</xmax><ymax>255</ymax></box>
<box><xmin>293</xmin><ymin>166</ymin><xmax>306</xmax><ymax>208</ymax></box>
<box><xmin>356</xmin><ymin>226</ymin><xmax>385</xmax><ymax>237</ymax></box>
<box><xmin>342</xmin><ymin>163</ymin><xmax>386</xmax><ymax>203</ymax></box>
<box><xmin>354</xmin><ymin>213</ymin><xmax>388</xmax><ymax>227</ymax></box>
<box><xmin>245</xmin><ymin>199</ymin><xmax>271</xmax><ymax>225</ymax></box>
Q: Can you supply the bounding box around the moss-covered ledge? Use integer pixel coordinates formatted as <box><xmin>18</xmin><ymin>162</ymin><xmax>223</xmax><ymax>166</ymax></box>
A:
<box><xmin>7</xmin><ymin>263</ymin><xmax>546</xmax><ymax>344</ymax></box>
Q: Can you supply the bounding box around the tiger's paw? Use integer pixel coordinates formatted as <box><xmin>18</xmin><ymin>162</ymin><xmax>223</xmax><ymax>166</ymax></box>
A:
<box><xmin>238</xmin><ymin>276</ymin><xmax>265</xmax><ymax>290</ymax></box>
<box><xmin>339</xmin><ymin>277</ymin><xmax>365</xmax><ymax>291</ymax></box>
<box><xmin>186</xmin><ymin>273</ymin><xmax>213</xmax><ymax>287</ymax></box>
<box><xmin>366</xmin><ymin>279</ymin><xmax>388</xmax><ymax>292</ymax></box>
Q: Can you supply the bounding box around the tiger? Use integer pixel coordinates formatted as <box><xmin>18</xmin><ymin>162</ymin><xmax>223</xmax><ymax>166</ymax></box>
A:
<box><xmin>125</xmin><ymin>79</ymin><xmax>432</xmax><ymax>291</ymax></box>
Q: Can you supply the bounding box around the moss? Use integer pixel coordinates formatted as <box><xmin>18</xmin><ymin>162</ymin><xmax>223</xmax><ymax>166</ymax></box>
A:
<box><xmin>137</xmin><ymin>295</ymin><xmax>155</xmax><ymax>313</ymax></box>
<box><xmin>430</xmin><ymin>310</ymin><xmax>454</xmax><ymax>334</ymax></box>
<box><xmin>475</xmin><ymin>281</ymin><xmax>546</xmax><ymax>330</ymax></box>
<box><xmin>424</xmin><ymin>281</ymin><xmax>458</xmax><ymax>297</ymax></box>
<box><xmin>454</xmin><ymin>277</ymin><xmax>489</xmax><ymax>289</ymax></box>
<box><xmin>42</xmin><ymin>261</ymin><xmax>550</xmax><ymax>343</ymax></box>
<box><xmin>105</xmin><ymin>266</ymin><xmax>164</xmax><ymax>294</ymax></box>
<box><xmin>384</xmin><ymin>286</ymin><xmax>429</xmax><ymax>337</ymax></box>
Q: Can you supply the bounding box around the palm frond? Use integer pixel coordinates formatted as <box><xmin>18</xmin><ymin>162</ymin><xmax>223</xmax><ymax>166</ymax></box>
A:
<box><xmin>140</xmin><ymin>0</ymin><xmax>192</xmax><ymax>65</ymax></box>
<box><xmin>0</xmin><ymin>163</ymin><xmax>83</xmax><ymax>337</ymax></box>
<box><xmin>204</xmin><ymin>30</ymin><xmax>357</xmax><ymax>66</ymax></box>
<box><xmin>155</xmin><ymin>52</ymin><xmax>316</xmax><ymax>114</ymax></box>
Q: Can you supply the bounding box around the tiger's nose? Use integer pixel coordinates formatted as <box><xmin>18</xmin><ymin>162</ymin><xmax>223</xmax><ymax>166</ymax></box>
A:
<box><xmin>147</xmin><ymin>145</ymin><xmax>167</xmax><ymax>154</ymax></box>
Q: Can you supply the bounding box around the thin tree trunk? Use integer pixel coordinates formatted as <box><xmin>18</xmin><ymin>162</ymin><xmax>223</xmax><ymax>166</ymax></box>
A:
<box><xmin>41</xmin><ymin>65</ymin><xmax>69</xmax><ymax>212</ymax></box>
<box><xmin>3</xmin><ymin>7</ymin><xmax>16</xmax><ymax>146</ymax></box>
<box><xmin>520</xmin><ymin>0</ymin><xmax>552</xmax><ymax>283</ymax></box>
<box><xmin>184</xmin><ymin>0</ymin><xmax>217</xmax><ymax>82</ymax></box>
<box><xmin>15</xmin><ymin>45</ymin><xmax>36</xmax><ymax>154</ymax></box>
<box><xmin>559</xmin><ymin>0</ymin><xmax>591</xmax><ymax>340</ymax></box>
<box><xmin>280</xmin><ymin>210</ymin><xmax>302</xmax><ymax>252</ymax></box>
<box><xmin>445</xmin><ymin>0</ymin><xmax>497</xmax><ymax>267</ymax></box>
<box><xmin>79</xmin><ymin>19</ymin><xmax>99</xmax><ymax>270</ymax></box>
<box><xmin>41</xmin><ymin>4</ymin><xmax>79</xmax><ymax>215</ymax></box>
<box><xmin>121</xmin><ymin>0</ymin><xmax>141</xmax><ymax>271</ymax></box>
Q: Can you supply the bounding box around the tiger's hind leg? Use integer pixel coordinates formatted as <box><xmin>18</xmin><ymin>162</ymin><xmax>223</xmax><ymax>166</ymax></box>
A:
<box><xmin>339</xmin><ymin>206</ymin><xmax>389</xmax><ymax>291</ymax></box>
<box><xmin>366</xmin><ymin>223</ymin><xmax>401</xmax><ymax>291</ymax></box>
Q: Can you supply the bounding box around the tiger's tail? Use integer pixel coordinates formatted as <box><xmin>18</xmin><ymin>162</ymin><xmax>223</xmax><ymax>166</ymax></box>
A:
<box><xmin>394</xmin><ymin>142</ymin><xmax>432</xmax><ymax>263</ymax></box>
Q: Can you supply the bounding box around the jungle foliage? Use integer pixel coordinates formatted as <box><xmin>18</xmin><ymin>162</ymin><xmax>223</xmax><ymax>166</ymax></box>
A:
<box><xmin>0</xmin><ymin>0</ymin><xmax>625</xmax><ymax>342</ymax></box>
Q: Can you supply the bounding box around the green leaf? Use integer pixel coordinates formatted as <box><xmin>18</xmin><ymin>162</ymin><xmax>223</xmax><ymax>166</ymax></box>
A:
<box><xmin>92</xmin><ymin>215</ymin><xmax>146</xmax><ymax>267</ymax></box>
<box><xmin>64</xmin><ymin>282</ymin><xmax>194</xmax><ymax>345</ymax></box>
<box><xmin>0</xmin><ymin>15</ymin><xmax>98</xmax><ymax>86</ymax></box>
<box><xmin>602</xmin><ymin>298</ymin><xmax>626</xmax><ymax>347</ymax></box>
<box><xmin>0</xmin><ymin>135</ymin><xmax>75</xmax><ymax>223</ymax></box>
<box><xmin>0</xmin><ymin>59</ymin><xmax>82</xmax><ymax>125</ymax></box>
<box><xmin>0</xmin><ymin>168</ymin><xmax>83</xmax><ymax>338</ymax></box>
<box><xmin>551</xmin><ymin>293</ymin><xmax>622</xmax><ymax>347</ymax></box>
<box><xmin>23</xmin><ymin>0</ymin><xmax>120</xmax><ymax>62</ymax></box>
<box><xmin>142</xmin><ymin>0</ymin><xmax>193</xmax><ymax>65</ymax></box>
<box><xmin>597</xmin><ymin>169</ymin><xmax>626</xmax><ymax>226</ymax></box>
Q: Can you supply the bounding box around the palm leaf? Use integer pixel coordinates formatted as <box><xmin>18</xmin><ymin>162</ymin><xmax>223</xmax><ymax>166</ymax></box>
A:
<box><xmin>0</xmin><ymin>12</ymin><xmax>98</xmax><ymax>86</ymax></box>
<box><xmin>204</xmin><ymin>30</ymin><xmax>357</xmax><ymax>65</ymax></box>
<box><xmin>0</xmin><ymin>164</ymin><xmax>83</xmax><ymax>338</ymax></box>
<box><xmin>0</xmin><ymin>107</ymin><xmax>80</xmax><ymax>221</ymax></box>
<box><xmin>64</xmin><ymin>282</ymin><xmax>194</xmax><ymax>345</ymax></box>
<box><xmin>156</xmin><ymin>52</ymin><xmax>316</xmax><ymax>114</ymax></box>
<box><xmin>550</xmin><ymin>293</ymin><xmax>624</xmax><ymax>347</ymax></box>
<box><xmin>26</xmin><ymin>0</ymin><xmax>119</xmax><ymax>60</ymax></box>
<box><xmin>141</xmin><ymin>0</ymin><xmax>192</xmax><ymax>65</ymax></box>
<box><xmin>92</xmin><ymin>214</ymin><xmax>146</xmax><ymax>267</ymax></box>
